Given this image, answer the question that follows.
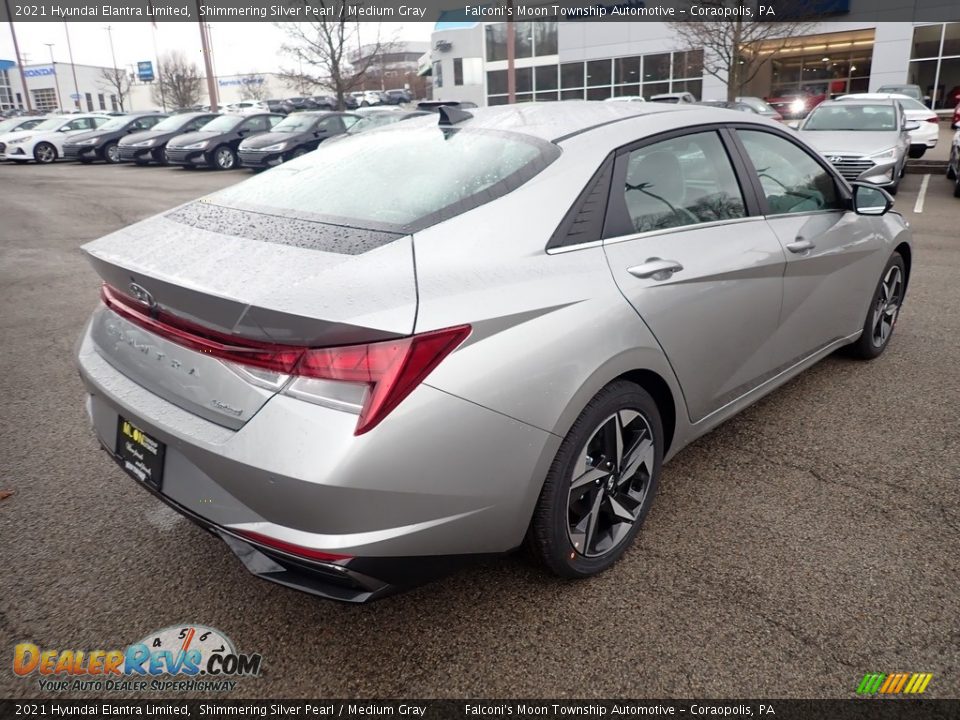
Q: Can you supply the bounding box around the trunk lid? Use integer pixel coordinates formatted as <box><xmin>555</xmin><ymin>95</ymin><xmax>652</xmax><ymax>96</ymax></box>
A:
<box><xmin>83</xmin><ymin>199</ymin><xmax>416</xmax><ymax>428</ymax></box>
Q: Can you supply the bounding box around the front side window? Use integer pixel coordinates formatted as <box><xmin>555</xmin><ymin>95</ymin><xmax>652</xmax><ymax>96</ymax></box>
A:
<box><xmin>211</xmin><ymin>126</ymin><xmax>559</xmax><ymax>231</ymax></box>
<box><xmin>617</xmin><ymin>131</ymin><xmax>746</xmax><ymax>235</ymax></box>
<box><xmin>738</xmin><ymin>130</ymin><xmax>842</xmax><ymax>215</ymax></box>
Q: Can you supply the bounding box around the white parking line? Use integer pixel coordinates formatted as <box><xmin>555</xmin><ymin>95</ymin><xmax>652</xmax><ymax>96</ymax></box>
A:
<box><xmin>913</xmin><ymin>174</ymin><xmax>930</xmax><ymax>214</ymax></box>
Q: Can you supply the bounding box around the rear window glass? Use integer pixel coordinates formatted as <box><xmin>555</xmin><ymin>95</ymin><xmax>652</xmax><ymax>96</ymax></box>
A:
<box><xmin>210</xmin><ymin>126</ymin><xmax>559</xmax><ymax>231</ymax></box>
<box><xmin>802</xmin><ymin>104</ymin><xmax>896</xmax><ymax>131</ymax></box>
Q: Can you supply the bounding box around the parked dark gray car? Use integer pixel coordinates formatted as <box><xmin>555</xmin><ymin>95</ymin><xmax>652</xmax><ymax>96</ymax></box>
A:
<box><xmin>118</xmin><ymin>112</ymin><xmax>219</xmax><ymax>165</ymax></box>
<box><xmin>238</xmin><ymin>111</ymin><xmax>358</xmax><ymax>169</ymax></box>
<box><xmin>63</xmin><ymin>113</ymin><xmax>167</xmax><ymax>164</ymax></box>
<box><xmin>166</xmin><ymin>113</ymin><xmax>283</xmax><ymax>170</ymax></box>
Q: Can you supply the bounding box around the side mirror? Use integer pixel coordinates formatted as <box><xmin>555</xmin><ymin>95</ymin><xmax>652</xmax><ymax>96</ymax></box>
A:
<box><xmin>851</xmin><ymin>182</ymin><xmax>893</xmax><ymax>216</ymax></box>
<box><xmin>904</xmin><ymin>121</ymin><xmax>920</xmax><ymax>131</ymax></box>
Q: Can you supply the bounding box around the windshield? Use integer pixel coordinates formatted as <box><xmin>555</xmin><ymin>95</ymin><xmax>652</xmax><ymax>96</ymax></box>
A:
<box><xmin>803</xmin><ymin>104</ymin><xmax>896</xmax><ymax>131</ymax></box>
<box><xmin>199</xmin><ymin>115</ymin><xmax>242</xmax><ymax>132</ymax></box>
<box><xmin>893</xmin><ymin>97</ymin><xmax>929</xmax><ymax>111</ymax></box>
<box><xmin>272</xmin><ymin>115</ymin><xmax>318</xmax><ymax>133</ymax></box>
<box><xmin>151</xmin><ymin>115</ymin><xmax>195</xmax><ymax>132</ymax></box>
<box><xmin>347</xmin><ymin>113</ymin><xmax>404</xmax><ymax>133</ymax></box>
<box><xmin>96</xmin><ymin>117</ymin><xmax>131</xmax><ymax>131</ymax></box>
<box><xmin>30</xmin><ymin>117</ymin><xmax>70</xmax><ymax>131</ymax></box>
<box><xmin>878</xmin><ymin>86</ymin><xmax>921</xmax><ymax>100</ymax></box>
<box><xmin>0</xmin><ymin>117</ymin><xmax>38</xmax><ymax>132</ymax></box>
<box><xmin>211</xmin><ymin>126</ymin><xmax>559</xmax><ymax>230</ymax></box>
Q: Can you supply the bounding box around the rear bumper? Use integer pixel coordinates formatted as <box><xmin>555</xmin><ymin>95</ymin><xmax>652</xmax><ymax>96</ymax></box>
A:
<box><xmin>76</xmin><ymin>312</ymin><xmax>559</xmax><ymax>599</ymax></box>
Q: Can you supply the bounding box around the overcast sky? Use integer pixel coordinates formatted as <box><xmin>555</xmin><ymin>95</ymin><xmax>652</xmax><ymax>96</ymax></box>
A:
<box><xmin>1</xmin><ymin>21</ymin><xmax>433</xmax><ymax>77</ymax></box>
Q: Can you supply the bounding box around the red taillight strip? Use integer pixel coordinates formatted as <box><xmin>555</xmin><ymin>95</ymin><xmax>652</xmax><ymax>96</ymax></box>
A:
<box><xmin>231</xmin><ymin>529</ymin><xmax>352</xmax><ymax>563</ymax></box>
<box><xmin>100</xmin><ymin>283</ymin><xmax>305</xmax><ymax>374</ymax></box>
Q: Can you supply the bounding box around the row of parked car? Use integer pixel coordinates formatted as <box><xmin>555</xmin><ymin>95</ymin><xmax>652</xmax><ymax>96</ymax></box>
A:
<box><xmin>0</xmin><ymin>105</ymin><xmax>431</xmax><ymax>170</ymax></box>
<box><xmin>186</xmin><ymin>89</ymin><xmax>415</xmax><ymax>117</ymax></box>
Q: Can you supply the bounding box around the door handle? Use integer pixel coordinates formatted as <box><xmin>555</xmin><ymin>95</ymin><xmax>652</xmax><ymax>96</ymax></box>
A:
<box><xmin>786</xmin><ymin>238</ymin><xmax>816</xmax><ymax>253</ymax></box>
<box><xmin>626</xmin><ymin>258</ymin><xmax>684</xmax><ymax>280</ymax></box>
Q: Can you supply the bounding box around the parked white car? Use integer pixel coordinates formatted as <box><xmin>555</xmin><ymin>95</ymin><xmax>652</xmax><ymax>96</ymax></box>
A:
<box><xmin>224</xmin><ymin>101</ymin><xmax>270</xmax><ymax>115</ymax></box>
<box><xmin>1</xmin><ymin>114</ymin><xmax>111</xmax><ymax>164</ymax></box>
<box><xmin>351</xmin><ymin>90</ymin><xmax>384</xmax><ymax>107</ymax></box>
<box><xmin>0</xmin><ymin>116</ymin><xmax>47</xmax><ymax>159</ymax></box>
<box><xmin>604</xmin><ymin>96</ymin><xmax>646</xmax><ymax>103</ymax></box>
<box><xmin>838</xmin><ymin>93</ymin><xmax>939</xmax><ymax>156</ymax></box>
<box><xmin>650</xmin><ymin>92</ymin><xmax>697</xmax><ymax>104</ymax></box>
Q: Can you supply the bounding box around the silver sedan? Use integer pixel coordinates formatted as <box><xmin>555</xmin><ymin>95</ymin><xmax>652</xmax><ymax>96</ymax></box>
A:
<box><xmin>77</xmin><ymin>102</ymin><xmax>912</xmax><ymax>601</ymax></box>
<box><xmin>797</xmin><ymin>98</ymin><xmax>916</xmax><ymax>194</ymax></box>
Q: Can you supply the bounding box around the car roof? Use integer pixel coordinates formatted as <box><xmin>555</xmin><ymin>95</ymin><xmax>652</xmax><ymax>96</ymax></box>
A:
<box><xmin>817</xmin><ymin>98</ymin><xmax>897</xmax><ymax>107</ymax></box>
<box><xmin>416</xmin><ymin>101</ymin><xmax>681</xmax><ymax>142</ymax></box>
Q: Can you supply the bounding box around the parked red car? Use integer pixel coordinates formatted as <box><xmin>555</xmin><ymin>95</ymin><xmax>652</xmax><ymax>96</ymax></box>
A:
<box><xmin>953</xmin><ymin>101</ymin><xmax>960</xmax><ymax>129</ymax></box>
<box><xmin>765</xmin><ymin>89</ymin><xmax>827</xmax><ymax>120</ymax></box>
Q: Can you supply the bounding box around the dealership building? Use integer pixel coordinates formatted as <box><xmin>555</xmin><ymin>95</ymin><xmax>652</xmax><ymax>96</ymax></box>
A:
<box><xmin>0</xmin><ymin>59</ymin><xmax>127</xmax><ymax>113</ymax></box>
<box><xmin>427</xmin><ymin>8</ymin><xmax>960</xmax><ymax>112</ymax></box>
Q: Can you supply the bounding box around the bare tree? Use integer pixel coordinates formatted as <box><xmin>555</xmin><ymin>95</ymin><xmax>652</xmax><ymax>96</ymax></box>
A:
<box><xmin>98</xmin><ymin>67</ymin><xmax>133</xmax><ymax>112</ymax></box>
<box><xmin>152</xmin><ymin>51</ymin><xmax>203</xmax><ymax>110</ymax></box>
<box><xmin>239</xmin><ymin>73</ymin><xmax>269</xmax><ymax>101</ymax></box>
<box><xmin>276</xmin><ymin>4</ymin><xmax>396</xmax><ymax>109</ymax></box>
<box><xmin>669</xmin><ymin>0</ymin><xmax>815</xmax><ymax>101</ymax></box>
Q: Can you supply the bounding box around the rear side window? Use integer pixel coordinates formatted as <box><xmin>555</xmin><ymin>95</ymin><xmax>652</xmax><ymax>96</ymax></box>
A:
<box><xmin>616</xmin><ymin>131</ymin><xmax>746</xmax><ymax>234</ymax></box>
<box><xmin>211</xmin><ymin>126</ymin><xmax>560</xmax><ymax>231</ymax></box>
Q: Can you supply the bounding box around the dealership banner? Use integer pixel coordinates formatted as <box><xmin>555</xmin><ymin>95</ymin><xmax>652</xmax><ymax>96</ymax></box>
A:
<box><xmin>1</xmin><ymin>700</ymin><xmax>960</xmax><ymax>718</ymax></box>
<box><xmin>1</xmin><ymin>0</ymin><xmax>959</xmax><ymax>23</ymax></box>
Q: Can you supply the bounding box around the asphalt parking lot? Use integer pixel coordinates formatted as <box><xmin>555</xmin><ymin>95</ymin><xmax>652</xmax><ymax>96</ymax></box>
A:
<box><xmin>0</xmin><ymin>161</ymin><xmax>957</xmax><ymax>700</ymax></box>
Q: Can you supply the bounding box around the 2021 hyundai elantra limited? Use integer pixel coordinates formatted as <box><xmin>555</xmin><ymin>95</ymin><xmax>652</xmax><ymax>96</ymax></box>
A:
<box><xmin>77</xmin><ymin>102</ymin><xmax>912</xmax><ymax>602</ymax></box>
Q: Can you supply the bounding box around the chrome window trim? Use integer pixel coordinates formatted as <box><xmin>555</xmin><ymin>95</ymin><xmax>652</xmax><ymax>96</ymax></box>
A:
<box><xmin>548</xmin><ymin>215</ymin><xmax>768</xmax><ymax>254</ymax></box>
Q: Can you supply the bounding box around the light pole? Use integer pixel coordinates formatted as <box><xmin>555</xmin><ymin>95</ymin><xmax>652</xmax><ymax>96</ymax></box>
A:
<box><xmin>4</xmin><ymin>0</ymin><xmax>33</xmax><ymax>110</ymax></box>
<box><xmin>103</xmin><ymin>25</ymin><xmax>121</xmax><ymax>110</ymax></box>
<box><xmin>63</xmin><ymin>22</ymin><xmax>81</xmax><ymax>110</ymax></box>
<box><xmin>194</xmin><ymin>0</ymin><xmax>218</xmax><ymax>111</ymax></box>
<box><xmin>44</xmin><ymin>43</ymin><xmax>63</xmax><ymax>111</ymax></box>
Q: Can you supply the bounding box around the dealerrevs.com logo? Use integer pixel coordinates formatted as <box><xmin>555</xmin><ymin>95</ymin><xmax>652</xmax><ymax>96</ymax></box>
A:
<box><xmin>13</xmin><ymin>625</ymin><xmax>262</xmax><ymax>693</ymax></box>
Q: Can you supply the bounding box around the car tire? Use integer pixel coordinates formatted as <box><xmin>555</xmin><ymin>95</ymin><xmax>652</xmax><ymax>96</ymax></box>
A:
<box><xmin>212</xmin><ymin>145</ymin><xmax>236</xmax><ymax>170</ymax></box>
<box><xmin>103</xmin><ymin>142</ymin><xmax>120</xmax><ymax>164</ymax></box>
<box><xmin>954</xmin><ymin>173</ymin><xmax>960</xmax><ymax>199</ymax></box>
<box><xmin>847</xmin><ymin>252</ymin><xmax>906</xmax><ymax>360</ymax></box>
<box><xmin>290</xmin><ymin>147</ymin><xmax>307</xmax><ymax>159</ymax></box>
<box><xmin>33</xmin><ymin>142</ymin><xmax>57</xmax><ymax>164</ymax></box>
<box><xmin>947</xmin><ymin>161</ymin><xmax>956</xmax><ymax>181</ymax></box>
<box><xmin>527</xmin><ymin>380</ymin><xmax>663</xmax><ymax>579</ymax></box>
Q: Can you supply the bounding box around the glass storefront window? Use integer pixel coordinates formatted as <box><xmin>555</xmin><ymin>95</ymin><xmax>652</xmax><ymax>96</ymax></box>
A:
<box><xmin>672</xmin><ymin>79</ymin><xmax>702</xmax><ymax>99</ymax></box>
<box><xmin>937</xmin><ymin>56</ymin><xmax>960</xmax><ymax>109</ymax></box>
<box><xmin>516</xmin><ymin>67</ymin><xmax>533</xmax><ymax>94</ymax></box>
<box><xmin>535</xmin><ymin>65</ymin><xmax>558</xmax><ymax>91</ymax></box>
<box><xmin>943</xmin><ymin>23</ymin><xmax>960</xmax><ymax>56</ymax></box>
<box><xmin>614</xmin><ymin>84</ymin><xmax>641</xmax><ymax>97</ymax></box>
<box><xmin>586</xmin><ymin>59</ymin><xmax>612</xmax><ymax>86</ymax></box>
<box><xmin>587</xmin><ymin>86</ymin><xmax>612</xmax><ymax>101</ymax></box>
<box><xmin>560</xmin><ymin>89</ymin><xmax>584</xmax><ymax>100</ymax></box>
<box><xmin>534</xmin><ymin>22</ymin><xmax>558</xmax><ymax>56</ymax></box>
<box><xmin>486</xmin><ymin>24</ymin><xmax>508</xmax><ymax>62</ymax></box>
<box><xmin>643</xmin><ymin>53</ymin><xmax>671</xmax><ymax>82</ymax></box>
<box><xmin>643</xmin><ymin>81</ymin><xmax>670</xmax><ymax>97</ymax></box>
<box><xmin>911</xmin><ymin>24</ymin><xmax>943</xmax><ymax>59</ymax></box>
<box><xmin>908</xmin><ymin>59</ymin><xmax>939</xmax><ymax>105</ymax></box>
<box><xmin>487</xmin><ymin>69</ymin><xmax>508</xmax><ymax>95</ymax></box>
<box><xmin>615</xmin><ymin>56</ymin><xmax>641</xmax><ymax>85</ymax></box>
<box><xmin>535</xmin><ymin>92</ymin><xmax>559</xmax><ymax>102</ymax></box>
<box><xmin>674</xmin><ymin>50</ymin><xmax>704</xmax><ymax>79</ymax></box>
<box><xmin>561</xmin><ymin>62</ymin><xmax>584</xmax><ymax>89</ymax></box>
<box><xmin>515</xmin><ymin>22</ymin><xmax>534</xmax><ymax>60</ymax></box>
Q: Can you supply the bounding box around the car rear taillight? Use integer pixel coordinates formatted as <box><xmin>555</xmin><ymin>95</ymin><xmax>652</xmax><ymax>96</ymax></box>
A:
<box><xmin>231</xmin><ymin>529</ymin><xmax>352</xmax><ymax>563</ymax></box>
<box><xmin>926</xmin><ymin>116</ymin><xmax>940</xmax><ymax>123</ymax></box>
<box><xmin>100</xmin><ymin>284</ymin><xmax>470</xmax><ymax>435</ymax></box>
<box><xmin>293</xmin><ymin>325</ymin><xmax>471</xmax><ymax>434</ymax></box>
